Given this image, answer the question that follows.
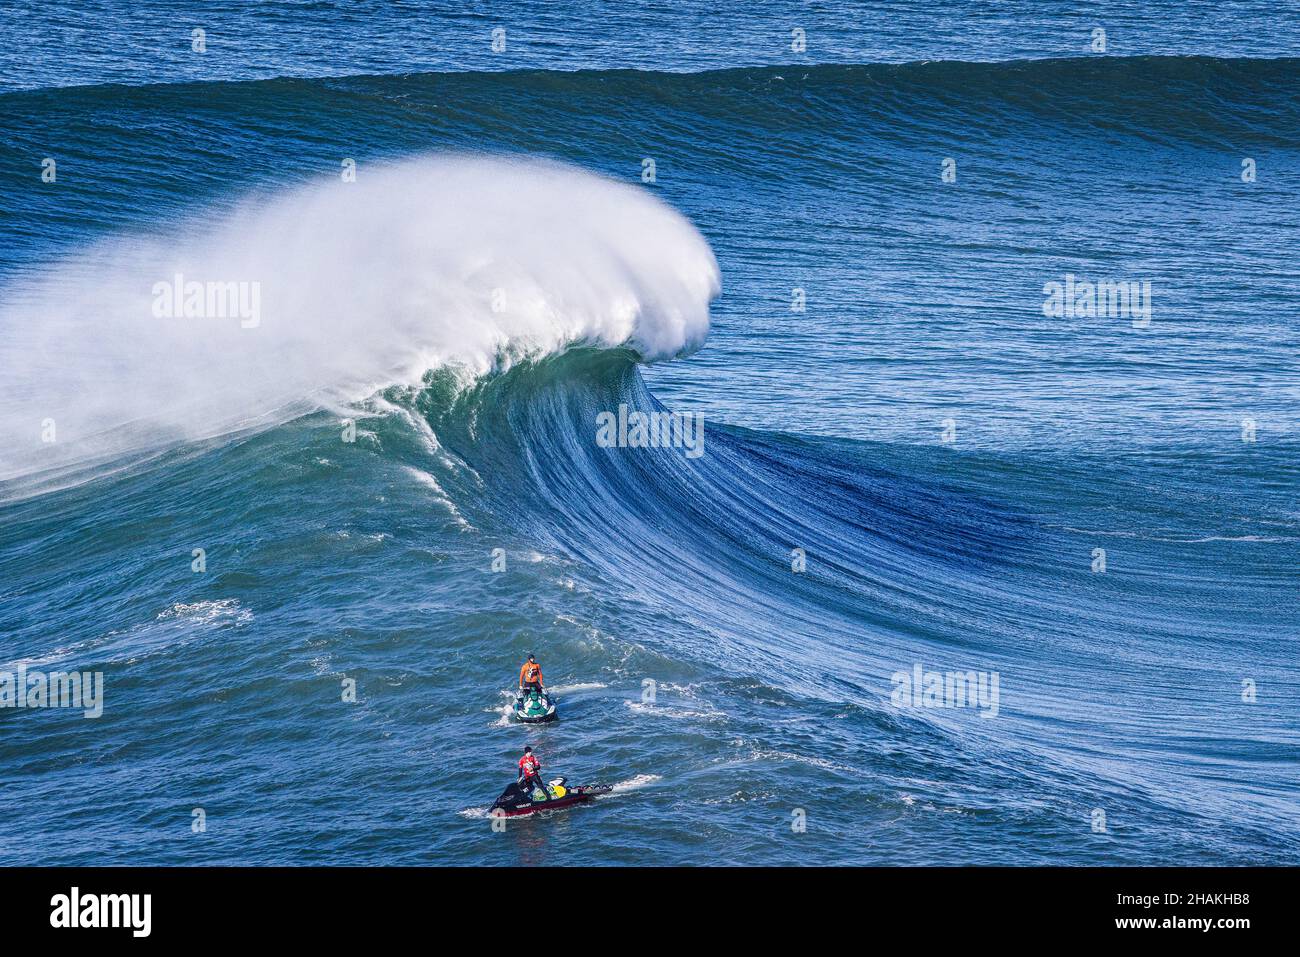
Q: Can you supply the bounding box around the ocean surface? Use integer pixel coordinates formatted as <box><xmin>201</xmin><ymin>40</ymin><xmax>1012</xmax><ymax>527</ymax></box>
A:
<box><xmin>1</xmin><ymin>2</ymin><xmax>1297</xmax><ymax>865</ymax></box>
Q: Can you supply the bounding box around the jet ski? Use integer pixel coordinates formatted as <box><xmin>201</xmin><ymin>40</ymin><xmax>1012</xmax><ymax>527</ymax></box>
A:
<box><xmin>491</xmin><ymin>776</ymin><xmax>612</xmax><ymax>817</ymax></box>
<box><xmin>514</xmin><ymin>688</ymin><xmax>557</xmax><ymax>723</ymax></box>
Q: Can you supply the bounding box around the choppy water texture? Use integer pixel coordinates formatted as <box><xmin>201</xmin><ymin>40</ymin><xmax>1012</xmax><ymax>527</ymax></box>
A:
<box><xmin>0</xmin><ymin>2</ymin><xmax>1297</xmax><ymax>865</ymax></box>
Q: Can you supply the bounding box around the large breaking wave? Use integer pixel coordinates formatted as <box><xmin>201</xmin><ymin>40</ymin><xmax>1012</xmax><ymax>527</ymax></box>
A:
<box><xmin>0</xmin><ymin>155</ymin><xmax>720</xmax><ymax>494</ymax></box>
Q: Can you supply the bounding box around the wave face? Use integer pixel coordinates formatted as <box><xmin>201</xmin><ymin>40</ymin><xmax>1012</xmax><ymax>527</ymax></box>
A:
<box><xmin>2</xmin><ymin>40</ymin><xmax>1299</xmax><ymax>864</ymax></box>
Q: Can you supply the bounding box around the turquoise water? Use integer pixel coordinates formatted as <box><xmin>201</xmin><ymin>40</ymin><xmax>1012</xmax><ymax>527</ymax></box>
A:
<box><xmin>0</xmin><ymin>3</ymin><xmax>1297</xmax><ymax>865</ymax></box>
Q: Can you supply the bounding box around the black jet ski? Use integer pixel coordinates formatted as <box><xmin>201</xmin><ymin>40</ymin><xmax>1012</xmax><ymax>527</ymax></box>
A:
<box><xmin>491</xmin><ymin>776</ymin><xmax>611</xmax><ymax>817</ymax></box>
<box><xmin>514</xmin><ymin>688</ymin><xmax>557</xmax><ymax>723</ymax></box>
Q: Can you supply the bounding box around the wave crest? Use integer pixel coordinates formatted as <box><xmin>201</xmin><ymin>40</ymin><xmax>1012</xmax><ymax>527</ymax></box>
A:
<box><xmin>0</xmin><ymin>154</ymin><xmax>720</xmax><ymax>492</ymax></box>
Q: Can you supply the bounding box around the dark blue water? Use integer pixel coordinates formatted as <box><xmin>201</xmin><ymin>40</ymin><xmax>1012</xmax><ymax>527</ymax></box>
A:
<box><xmin>1</xmin><ymin>2</ymin><xmax>1297</xmax><ymax>865</ymax></box>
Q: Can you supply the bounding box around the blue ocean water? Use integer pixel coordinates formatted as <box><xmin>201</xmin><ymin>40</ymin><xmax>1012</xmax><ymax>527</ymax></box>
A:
<box><xmin>0</xmin><ymin>2</ymin><xmax>1297</xmax><ymax>865</ymax></box>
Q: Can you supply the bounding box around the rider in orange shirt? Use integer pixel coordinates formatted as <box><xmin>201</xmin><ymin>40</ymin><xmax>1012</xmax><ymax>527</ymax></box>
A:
<box><xmin>519</xmin><ymin>654</ymin><xmax>544</xmax><ymax>696</ymax></box>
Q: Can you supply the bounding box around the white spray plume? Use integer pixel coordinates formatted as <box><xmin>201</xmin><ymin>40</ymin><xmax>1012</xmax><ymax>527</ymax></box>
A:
<box><xmin>0</xmin><ymin>155</ymin><xmax>721</xmax><ymax>492</ymax></box>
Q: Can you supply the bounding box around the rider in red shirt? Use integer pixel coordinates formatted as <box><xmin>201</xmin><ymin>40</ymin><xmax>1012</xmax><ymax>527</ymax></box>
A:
<box><xmin>517</xmin><ymin>746</ymin><xmax>546</xmax><ymax>797</ymax></box>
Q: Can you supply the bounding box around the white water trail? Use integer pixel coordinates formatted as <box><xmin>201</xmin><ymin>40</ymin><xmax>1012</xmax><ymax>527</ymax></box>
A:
<box><xmin>0</xmin><ymin>154</ymin><xmax>720</xmax><ymax>495</ymax></box>
<box><xmin>606</xmin><ymin>773</ymin><xmax>661</xmax><ymax>795</ymax></box>
<box><xmin>546</xmin><ymin>681</ymin><xmax>607</xmax><ymax>695</ymax></box>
